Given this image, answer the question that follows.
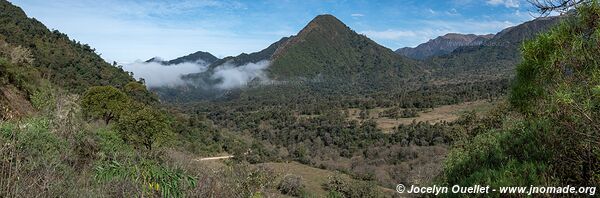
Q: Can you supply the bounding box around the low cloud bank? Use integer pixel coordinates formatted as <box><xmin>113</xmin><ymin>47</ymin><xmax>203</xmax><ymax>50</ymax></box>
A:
<box><xmin>211</xmin><ymin>60</ymin><xmax>270</xmax><ymax>89</ymax></box>
<box><xmin>123</xmin><ymin>60</ymin><xmax>209</xmax><ymax>87</ymax></box>
<box><xmin>122</xmin><ymin>59</ymin><xmax>271</xmax><ymax>90</ymax></box>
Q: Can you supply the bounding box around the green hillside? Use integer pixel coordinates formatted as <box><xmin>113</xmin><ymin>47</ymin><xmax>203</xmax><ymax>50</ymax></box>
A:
<box><xmin>208</xmin><ymin>37</ymin><xmax>289</xmax><ymax>69</ymax></box>
<box><xmin>441</xmin><ymin>3</ymin><xmax>599</xmax><ymax>192</ymax></box>
<box><xmin>269</xmin><ymin>14</ymin><xmax>419</xmax><ymax>81</ymax></box>
<box><xmin>1</xmin><ymin>1</ymin><xmax>240</xmax><ymax>197</ymax></box>
<box><xmin>0</xmin><ymin>1</ymin><xmax>134</xmax><ymax>93</ymax></box>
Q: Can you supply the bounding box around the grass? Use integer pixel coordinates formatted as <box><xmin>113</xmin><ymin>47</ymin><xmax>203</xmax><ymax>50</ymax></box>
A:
<box><xmin>344</xmin><ymin>100</ymin><xmax>500</xmax><ymax>133</ymax></box>
<box><xmin>258</xmin><ymin>162</ymin><xmax>396</xmax><ymax>197</ymax></box>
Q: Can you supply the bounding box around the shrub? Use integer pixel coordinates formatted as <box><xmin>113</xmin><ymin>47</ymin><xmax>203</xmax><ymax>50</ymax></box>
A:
<box><xmin>278</xmin><ymin>174</ymin><xmax>305</xmax><ymax>196</ymax></box>
<box><xmin>323</xmin><ymin>173</ymin><xmax>383</xmax><ymax>198</ymax></box>
<box><xmin>94</xmin><ymin>160</ymin><xmax>197</xmax><ymax>198</ymax></box>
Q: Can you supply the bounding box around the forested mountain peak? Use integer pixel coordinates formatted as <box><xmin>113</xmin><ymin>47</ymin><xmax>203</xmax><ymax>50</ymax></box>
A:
<box><xmin>268</xmin><ymin>14</ymin><xmax>417</xmax><ymax>80</ymax></box>
<box><xmin>271</xmin><ymin>14</ymin><xmax>353</xmax><ymax>60</ymax></box>
<box><xmin>298</xmin><ymin>14</ymin><xmax>349</xmax><ymax>36</ymax></box>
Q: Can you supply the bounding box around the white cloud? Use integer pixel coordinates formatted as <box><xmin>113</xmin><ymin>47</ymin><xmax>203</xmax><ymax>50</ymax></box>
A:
<box><xmin>486</xmin><ymin>0</ymin><xmax>520</xmax><ymax>8</ymax></box>
<box><xmin>121</xmin><ymin>59</ymin><xmax>271</xmax><ymax>89</ymax></box>
<box><xmin>445</xmin><ymin>8</ymin><xmax>460</xmax><ymax>16</ymax></box>
<box><xmin>122</xmin><ymin>61</ymin><xmax>208</xmax><ymax>87</ymax></box>
<box><xmin>428</xmin><ymin>8</ymin><xmax>437</xmax><ymax>15</ymax></box>
<box><xmin>211</xmin><ymin>60</ymin><xmax>271</xmax><ymax>89</ymax></box>
<box><xmin>351</xmin><ymin>13</ymin><xmax>365</xmax><ymax>17</ymax></box>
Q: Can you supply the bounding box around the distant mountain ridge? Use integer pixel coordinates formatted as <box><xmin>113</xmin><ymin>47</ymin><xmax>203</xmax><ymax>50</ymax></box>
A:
<box><xmin>484</xmin><ymin>16</ymin><xmax>560</xmax><ymax>46</ymax></box>
<box><xmin>395</xmin><ymin>33</ymin><xmax>494</xmax><ymax>60</ymax></box>
<box><xmin>207</xmin><ymin>37</ymin><xmax>290</xmax><ymax>69</ymax></box>
<box><xmin>151</xmin><ymin>14</ymin><xmax>562</xmax><ymax>102</ymax></box>
<box><xmin>427</xmin><ymin>16</ymin><xmax>562</xmax><ymax>81</ymax></box>
<box><xmin>146</xmin><ymin>51</ymin><xmax>219</xmax><ymax>65</ymax></box>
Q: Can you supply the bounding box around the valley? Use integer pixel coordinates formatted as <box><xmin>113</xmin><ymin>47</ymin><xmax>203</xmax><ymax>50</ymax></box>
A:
<box><xmin>1</xmin><ymin>0</ymin><xmax>598</xmax><ymax>197</ymax></box>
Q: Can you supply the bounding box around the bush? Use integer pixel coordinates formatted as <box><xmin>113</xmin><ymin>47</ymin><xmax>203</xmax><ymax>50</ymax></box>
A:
<box><xmin>0</xmin><ymin>117</ymin><xmax>73</xmax><ymax>197</ymax></box>
<box><xmin>278</xmin><ymin>174</ymin><xmax>305</xmax><ymax>196</ymax></box>
<box><xmin>94</xmin><ymin>159</ymin><xmax>197</xmax><ymax>198</ymax></box>
<box><xmin>323</xmin><ymin>173</ymin><xmax>383</xmax><ymax>198</ymax></box>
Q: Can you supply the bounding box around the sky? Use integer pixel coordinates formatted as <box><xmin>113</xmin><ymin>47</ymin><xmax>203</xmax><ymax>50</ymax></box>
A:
<box><xmin>10</xmin><ymin>0</ymin><xmax>536</xmax><ymax>63</ymax></box>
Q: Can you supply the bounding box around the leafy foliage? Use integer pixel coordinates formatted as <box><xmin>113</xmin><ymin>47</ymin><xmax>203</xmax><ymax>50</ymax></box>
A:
<box><xmin>116</xmin><ymin>105</ymin><xmax>173</xmax><ymax>150</ymax></box>
<box><xmin>124</xmin><ymin>81</ymin><xmax>158</xmax><ymax>105</ymax></box>
<box><xmin>94</xmin><ymin>160</ymin><xmax>197</xmax><ymax>198</ymax></box>
<box><xmin>81</xmin><ymin>86</ymin><xmax>128</xmax><ymax>124</ymax></box>
<box><xmin>443</xmin><ymin>2</ymin><xmax>600</xmax><ymax>190</ymax></box>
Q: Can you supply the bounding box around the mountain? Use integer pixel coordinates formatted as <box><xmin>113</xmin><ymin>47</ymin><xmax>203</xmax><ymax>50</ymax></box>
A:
<box><xmin>207</xmin><ymin>37</ymin><xmax>290</xmax><ymax>69</ymax></box>
<box><xmin>156</xmin><ymin>14</ymin><xmax>422</xmax><ymax>102</ymax></box>
<box><xmin>395</xmin><ymin>33</ymin><xmax>494</xmax><ymax>59</ymax></box>
<box><xmin>267</xmin><ymin>14</ymin><xmax>418</xmax><ymax>80</ymax></box>
<box><xmin>484</xmin><ymin>16</ymin><xmax>560</xmax><ymax>46</ymax></box>
<box><xmin>427</xmin><ymin>16</ymin><xmax>562</xmax><ymax>80</ymax></box>
<box><xmin>0</xmin><ymin>1</ymin><xmax>134</xmax><ymax>93</ymax></box>
<box><xmin>184</xmin><ymin>14</ymin><xmax>419</xmax><ymax>85</ymax></box>
<box><xmin>146</xmin><ymin>51</ymin><xmax>219</xmax><ymax>65</ymax></box>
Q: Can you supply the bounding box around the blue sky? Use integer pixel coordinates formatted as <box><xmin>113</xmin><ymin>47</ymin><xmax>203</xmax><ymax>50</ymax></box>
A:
<box><xmin>10</xmin><ymin>0</ymin><xmax>535</xmax><ymax>63</ymax></box>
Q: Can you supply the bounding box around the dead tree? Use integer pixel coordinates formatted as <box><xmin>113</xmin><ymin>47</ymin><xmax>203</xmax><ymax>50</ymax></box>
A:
<box><xmin>528</xmin><ymin>0</ymin><xmax>589</xmax><ymax>15</ymax></box>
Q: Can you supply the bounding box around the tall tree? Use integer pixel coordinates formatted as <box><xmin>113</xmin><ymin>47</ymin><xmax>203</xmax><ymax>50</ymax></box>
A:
<box><xmin>116</xmin><ymin>105</ymin><xmax>172</xmax><ymax>150</ymax></box>
<box><xmin>123</xmin><ymin>81</ymin><xmax>158</xmax><ymax>105</ymax></box>
<box><xmin>81</xmin><ymin>86</ymin><xmax>128</xmax><ymax>124</ymax></box>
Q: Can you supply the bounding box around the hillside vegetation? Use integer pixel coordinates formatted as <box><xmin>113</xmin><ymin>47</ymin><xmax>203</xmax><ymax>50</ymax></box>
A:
<box><xmin>0</xmin><ymin>1</ymin><xmax>133</xmax><ymax>93</ymax></box>
<box><xmin>441</xmin><ymin>3</ymin><xmax>600</xmax><ymax>192</ymax></box>
<box><xmin>269</xmin><ymin>15</ymin><xmax>419</xmax><ymax>81</ymax></box>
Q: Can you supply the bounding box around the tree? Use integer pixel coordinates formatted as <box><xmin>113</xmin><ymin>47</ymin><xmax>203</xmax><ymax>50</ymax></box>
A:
<box><xmin>81</xmin><ymin>86</ymin><xmax>128</xmax><ymax>124</ymax></box>
<box><xmin>528</xmin><ymin>0</ymin><xmax>588</xmax><ymax>15</ymax></box>
<box><xmin>123</xmin><ymin>81</ymin><xmax>158</xmax><ymax>105</ymax></box>
<box><xmin>116</xmin><ymin>105</ymin><xmax>172</xmax><ymax>150</ymax></box>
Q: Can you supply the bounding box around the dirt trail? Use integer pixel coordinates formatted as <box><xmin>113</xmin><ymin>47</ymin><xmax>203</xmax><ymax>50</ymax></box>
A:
<box><xmin>194</xmin><ymin>155</ymin><xmax>234</xmax><ymax>161</ymax></box>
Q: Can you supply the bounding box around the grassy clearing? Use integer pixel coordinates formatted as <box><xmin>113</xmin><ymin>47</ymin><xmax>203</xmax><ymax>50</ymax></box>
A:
<box><xmin>346</xmin><ymin>100</ymin><xmax>500</xmax><ymax>133</ymax></box>
<box><xmin>259</xmin><ymin>162</ymin><xmax>396</xmax><ymax>197</ymax></box>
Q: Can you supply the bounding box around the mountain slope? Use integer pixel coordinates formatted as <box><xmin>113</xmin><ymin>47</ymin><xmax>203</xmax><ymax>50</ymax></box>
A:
<box><xmin>485</xmin><ymin>16</ymin><xmax>560</xmax><ymax>46</ymax></box>
<box><xmin>396</xmin><ymin>33</ymin><xmax>493</xmax><ymax>59</ymax></box>
<box><xmin>208</xmin><ymin>37</ymin><xmax>289</xmax><ymax>69</ymax></box>
<box><xmin>146</xmin><ymin>51</ymin><xmax>219</xmax><ymax>65</ymax></box>
<box><xmin>268</xmin><ymin>14</ymin><xmax>418</xmax><ymax>80</ymax></box>
<box><xmin>0</xmin><ymin>0</ymin><xmax>134</xmax><ymax>93</ymax></box>
<box><xmin>427</xmin><ymin>16</ymin><xmax>561</xmax><ymax>80</ymax></box>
